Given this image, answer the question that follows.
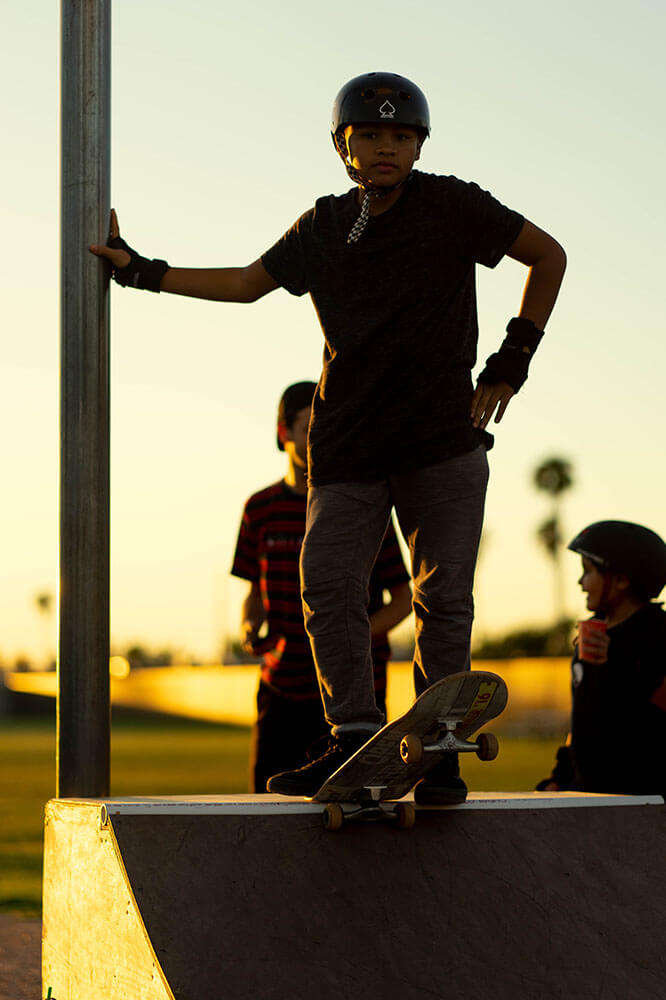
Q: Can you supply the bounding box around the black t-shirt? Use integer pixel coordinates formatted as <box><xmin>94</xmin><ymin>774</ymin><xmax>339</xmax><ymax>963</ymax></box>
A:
<box><xmin>570</xmin><ymin>603</ymin><xmax>666</xmax><ymax>794</ymax></box>
<box><xmin>261</xmin><ymin>171</ymin><xmax>524</xmax><ymax>485</ymax></box>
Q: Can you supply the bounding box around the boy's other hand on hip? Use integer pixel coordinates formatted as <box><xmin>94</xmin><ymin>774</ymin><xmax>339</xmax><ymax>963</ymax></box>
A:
<box><xmin>471</xmin><ymin>381</ymin><xmax>514</xmax><ymax>429</ymax></box>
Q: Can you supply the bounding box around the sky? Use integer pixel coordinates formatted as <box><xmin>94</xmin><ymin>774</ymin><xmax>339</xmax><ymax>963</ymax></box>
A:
<box><xmin>2</xmin><ymin>0</ymin><xmax>665</xmax><ymax>664</ymax></box>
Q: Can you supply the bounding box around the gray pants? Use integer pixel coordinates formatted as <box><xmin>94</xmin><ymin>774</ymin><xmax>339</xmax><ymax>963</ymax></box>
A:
<box><xmin>300</xmin><ymin>446</ymin><xmax>489</xmax><ymax>732</ymax></box>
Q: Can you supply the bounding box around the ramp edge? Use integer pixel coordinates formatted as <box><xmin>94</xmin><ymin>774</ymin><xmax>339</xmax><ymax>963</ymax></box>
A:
<box><xmin>49</xmin><ymin>790</ymin><xmax>664</xmax><ymax>817</ymax></box>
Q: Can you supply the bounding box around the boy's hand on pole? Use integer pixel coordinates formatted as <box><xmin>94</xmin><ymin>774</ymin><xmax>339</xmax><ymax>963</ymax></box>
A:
<box><xmin>88</xmin><ymin>209</ymin><xmax>130</xmax><ymax>269</ymax></box>
<box><xmin>471</xmin><ymin>381</ymin><xmax>514</xmax><ymax>429</ymax></box>
<box><xmin>89</xmin><ymin>209</ymin><xmax>169</xmax><ymax>291</ymax></box>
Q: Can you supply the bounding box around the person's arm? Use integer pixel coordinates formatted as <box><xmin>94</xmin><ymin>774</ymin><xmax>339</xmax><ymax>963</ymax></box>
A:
<box><xmin>88</xmin><ymin>209</ymin><xmax>279</xmax><ymax>302</ymax></box>
<box><xmin>506</xmin><ymin>219</ymin><xmax>568</xmax><ymax>330</ymax></box>
<box><xmin>369</xmin><ymin>582</ymin><xmax>412</xmax><ymax>637</ymax></box>
<box><xmin>535</xmin><ymin>736</ymin><xmax>574</xmax><ymax>792</ymax></box>
<box><xmin>161</xmin><ymin>260</ymin><xmax>278</xmax><ymax>302</ymax></box>
<box><xmin>240</xmin><ymin>582</ymin><xmax>266</xmax><ymax>652</ymax></box>
<box><xmin>471</xmin><ymin>219</ymin><xmax>567</xmax><ymax>430</ymax></box>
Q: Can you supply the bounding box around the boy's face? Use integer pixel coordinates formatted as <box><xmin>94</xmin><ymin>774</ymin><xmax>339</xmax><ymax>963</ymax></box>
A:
<box><xmin>344</xmin><ymin>123</ymin><xmax>421</xmax><ymax>188</ymax></box>
<box><xmin>280</xmin><ymin>405</ymin><xmax>311</xmax><ymax>468</ymax></box>
<box><xmin>579</xmin><ymin>558</ymin><xmax>607</xmax><ymax>613</ymax></box>
<box><xmin>578</xmin><ymin>557</ymin><xmax>629</xmax><ymax>613</ymax></box>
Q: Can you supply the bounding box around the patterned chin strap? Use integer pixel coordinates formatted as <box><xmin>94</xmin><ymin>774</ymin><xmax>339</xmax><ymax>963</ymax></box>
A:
<box><xmin>346</xmin><ymin>189</ymin><xmax>374</xmax><ymax>245</ymax></box>
<box><xmin>335</xmin><ymin>129</ymin><xmax>412</xmax><ymax>245</ymax></box>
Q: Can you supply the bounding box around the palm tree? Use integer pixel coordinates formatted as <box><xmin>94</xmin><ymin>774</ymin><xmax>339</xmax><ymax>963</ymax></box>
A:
<box><xmin>35</xmin><ymin>592</ymin><xmax>53</xmax><ymax>616</ymax></box>
<box><xmin>533</xmin><ymin>457</ymin><xmax>574</xmax><ymax>625</ymax></box>
<box><xmin>34</xmin><ymin>590</ymin><xmax>55</xmax><ymax>668</ymax></box>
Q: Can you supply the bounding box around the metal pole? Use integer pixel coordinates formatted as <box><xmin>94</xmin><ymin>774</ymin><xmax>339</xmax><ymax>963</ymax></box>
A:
<box><xmin>58</xmin><ymin>0</ymin><xmax>111</xmax><ymax>797</ymax></box>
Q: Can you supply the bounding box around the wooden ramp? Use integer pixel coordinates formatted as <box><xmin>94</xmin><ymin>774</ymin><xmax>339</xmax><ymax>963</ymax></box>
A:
<box><xmin>43</xmin><ymin>793</ymin><xmax>666</xmax><ymax>1000</ymax></box>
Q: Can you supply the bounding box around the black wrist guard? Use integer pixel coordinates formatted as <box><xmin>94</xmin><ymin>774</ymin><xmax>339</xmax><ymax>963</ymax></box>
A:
<box><xmin>476</xmin><ymin>317</ymin><xmax>544</xmax><ymax>393</ymax></box>
<box><xmin>108</xmin><ymin>235</ymin><xmax>169</xmax><ymax>293</ymax></box>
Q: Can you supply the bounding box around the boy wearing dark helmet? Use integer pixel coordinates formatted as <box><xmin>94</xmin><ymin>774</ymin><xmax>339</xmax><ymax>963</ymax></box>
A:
<box><xmin>90</xmin><ymin>72</ymin><xmax>566</xmax><ymax>802</ymax></box>
<box><xmin>537</xmin><ymin>521</ymin><xmax>666</xmax><ymax>798</ymax></box>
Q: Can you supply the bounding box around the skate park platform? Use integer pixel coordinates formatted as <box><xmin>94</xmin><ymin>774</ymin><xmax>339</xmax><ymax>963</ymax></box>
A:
<box><xmin>43</xmin><ymin>792</ymin><xmax>666</xmax><ymax>1000</ymax></box>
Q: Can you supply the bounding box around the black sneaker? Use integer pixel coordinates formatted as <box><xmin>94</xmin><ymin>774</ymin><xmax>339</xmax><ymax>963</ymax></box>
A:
<box><xmin>267</xmin><ymin>731</ymin><xmax>372</xmax><ymax>797</ymax></box>
<box><xmin>413</xmin><ymin>754</ymin><xmax>468</xmax><ymax>805</ymax></box>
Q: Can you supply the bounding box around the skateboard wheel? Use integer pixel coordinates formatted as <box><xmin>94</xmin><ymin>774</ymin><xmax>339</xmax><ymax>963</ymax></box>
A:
<box><xmin>476</xmin><ymin>732</ymin><xmax>499</xmax><ymax>761</ymax></box>
<box><xmin>323</xmin><ymin>803</ymin><xmax>345</xmax><ymax>832</ymax></box>
<box><xmin>394</xmin><ymin>802</ymin><xmax>416</xmax><ymax>829</ymax></box>
<box><xmin>400</xmin><ymin>733</ymin><xmax>424</xmax><ymax>765</ymax></box>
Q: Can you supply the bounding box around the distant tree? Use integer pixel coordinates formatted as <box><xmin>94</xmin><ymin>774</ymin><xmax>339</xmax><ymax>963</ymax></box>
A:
<box><xmin>533</xmin><ymin>457</ymin><xmax>573</xmax><ymax>499</ymax></box>
<box><xmin>33</xmin><ymin>590</ymin><xmax>55</xmax><ymax>668</ymax></box>
<box><xmin>537</xmin><ymin>516</ymin><xmax>561</xmax><ymax>559</ymax></box>
<box><xmin>35</xmin><ymin>592</ymin><xmax>54</xmax><ymax>616</ymax></box>
<box><xmin>123</xmin><ymin>645</ymin><xmax>175</xmax><ymax>669</ymax></box>
<box><xmin>473</xmin><ymin>620</ymin><xmax>574</xmax><ymax>658</ymax></box>
<box><xmin>533</xmin><ymin>457</ymin><xmax>574</xmax><ymax>625</ymax></box>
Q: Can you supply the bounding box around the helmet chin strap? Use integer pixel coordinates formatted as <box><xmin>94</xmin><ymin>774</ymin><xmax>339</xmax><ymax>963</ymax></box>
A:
<box><xmin>335</xmin><ymin>130</ymin><xmax>416</xmax><ymax>244</ymax></box>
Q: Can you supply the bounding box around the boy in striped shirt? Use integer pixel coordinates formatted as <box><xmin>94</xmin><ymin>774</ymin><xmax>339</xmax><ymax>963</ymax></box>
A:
<box><xmin>232</xmin><ymin>382</ymin><xmax>411</xmax><ymax>791</ymax></box>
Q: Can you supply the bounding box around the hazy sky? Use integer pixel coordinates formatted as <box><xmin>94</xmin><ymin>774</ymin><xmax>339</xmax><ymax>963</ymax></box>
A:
<box><xmin>3</xmin><ymin>0</ymin><xmax>665</xmax><ymax>663</ymax></box>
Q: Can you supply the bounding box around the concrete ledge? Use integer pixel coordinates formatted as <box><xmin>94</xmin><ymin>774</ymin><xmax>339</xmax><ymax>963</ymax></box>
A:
<box><xmin>59</xmin><ymin>790</ymin><xmax>663</xmax><ymax>816</ymax></box>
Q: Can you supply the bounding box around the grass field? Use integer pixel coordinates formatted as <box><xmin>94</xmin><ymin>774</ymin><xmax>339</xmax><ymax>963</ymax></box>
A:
<box><xmin>0</xmin><ymin>714</ymin><xmax>559</xmax><ymax>917</ymax></box>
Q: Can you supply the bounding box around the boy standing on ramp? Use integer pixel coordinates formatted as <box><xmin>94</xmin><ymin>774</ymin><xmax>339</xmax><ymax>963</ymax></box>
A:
<box><xmin>90</xmin><ymin>71</ymin><xmax>566</xmax><ymax>803</ymax></box>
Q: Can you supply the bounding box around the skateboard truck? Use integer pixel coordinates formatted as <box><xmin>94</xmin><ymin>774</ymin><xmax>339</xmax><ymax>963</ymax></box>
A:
<box><xmin>400</xmin><ymin>720</ymin><xmax>499</xmax><ymax>765</ymax></box>
<box><xmin>322</xmin><ymin>788</ymin><xmax>416</xmax><ymax>832</ymax></box>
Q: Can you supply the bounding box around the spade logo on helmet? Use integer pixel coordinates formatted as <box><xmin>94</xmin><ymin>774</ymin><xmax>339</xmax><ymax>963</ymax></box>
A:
<box><xmin>379</xmin><ymin>100</ymin><xmax>396</xmax><ymax>119</ymax></box>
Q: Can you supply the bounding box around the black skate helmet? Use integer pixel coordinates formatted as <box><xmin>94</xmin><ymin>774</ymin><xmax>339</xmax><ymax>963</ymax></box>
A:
<box><xmin>331</xmin><ymin>73</ymin><xmax>430</xmax><ymax>244</ymax></box>
<box><xmin>331</xmin><ymin>72</ymin><xmax>431</xmax><ymax>149</ymax></box>
<box><xmin>568</xmin><ymin>521</ymin><xmax>666</xmax><ymax>599</ymax></box>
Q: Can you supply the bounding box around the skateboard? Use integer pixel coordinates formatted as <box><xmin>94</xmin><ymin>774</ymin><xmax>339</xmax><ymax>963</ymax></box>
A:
<box><xmin>312</xmin><ymin>670</ymin><xmax>508</xmax><ymax>830</ymax></box>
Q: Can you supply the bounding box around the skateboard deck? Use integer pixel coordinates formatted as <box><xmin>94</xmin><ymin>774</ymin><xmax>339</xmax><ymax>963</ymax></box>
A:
<box><xmin>313</xmin><ymin>670</ymin><xmax>508</xmax><ymax>827</ymax></box>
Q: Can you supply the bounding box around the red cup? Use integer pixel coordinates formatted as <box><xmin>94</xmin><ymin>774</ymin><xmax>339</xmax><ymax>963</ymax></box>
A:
<box><xmin>577</xmin><ymin>618</ymin><xmax>608</xmax><ymax>663</ymax></box>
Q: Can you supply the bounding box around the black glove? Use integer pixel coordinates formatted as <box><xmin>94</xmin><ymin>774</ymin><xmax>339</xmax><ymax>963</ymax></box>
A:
<box><xmin>108</xmin><ymin>235</ymin><xmax>169</xmax><ymax>293</ymax></box>
<box><xmin>477</xmin><ymin>317</ymin><xmax>544</xmax><ymax>393</ymax></box>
